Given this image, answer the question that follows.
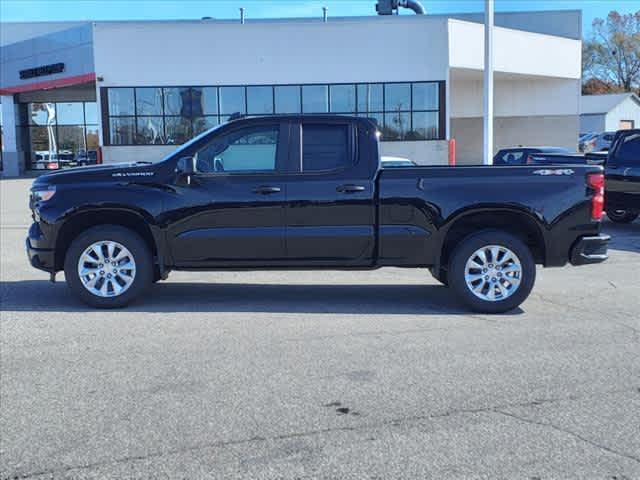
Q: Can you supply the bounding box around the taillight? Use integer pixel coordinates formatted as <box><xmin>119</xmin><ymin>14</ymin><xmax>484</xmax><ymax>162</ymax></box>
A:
<box><xmin>46</xmin><ymin>162</ymin><xmax>58</xmax><ymax>170</ymax></box>
<box><xmin>587</xmin><ymin>172</ymin><xmax>605</xmax><ymax>221</ymax></box>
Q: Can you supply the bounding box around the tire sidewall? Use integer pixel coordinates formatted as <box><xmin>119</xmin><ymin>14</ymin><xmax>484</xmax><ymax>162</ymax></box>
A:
<box><xmin>449</xmin><ymin>230</ymin><xmax>536</xmax><ymax>314</ymax></box>
<box><xmin>64</xmin><ymin>225</ymin><xmax>153</xmax><ymax>308</ymax></box>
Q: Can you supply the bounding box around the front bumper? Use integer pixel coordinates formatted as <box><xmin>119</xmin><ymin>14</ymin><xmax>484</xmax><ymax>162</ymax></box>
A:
<box><xmin>26</xmin><ymin>222</ymin><xmax>55</xmax><ymax>273</ymax></box>
<box><xmin>570</xmin><ymin>234</ymin><xmax>610</xmax><ymax>266</ymax></box>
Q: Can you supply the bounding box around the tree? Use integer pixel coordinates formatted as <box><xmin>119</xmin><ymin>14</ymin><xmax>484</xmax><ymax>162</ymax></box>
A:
<box><xmin>583</xmin><ymin>11</ymin><xmax>640</xmax><ymax>93</ymax></box>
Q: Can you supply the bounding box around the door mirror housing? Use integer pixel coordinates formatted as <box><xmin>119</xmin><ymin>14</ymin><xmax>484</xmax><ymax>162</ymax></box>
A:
<box><xmin>176</xmin><ymin>155</ymin><xmax>196</xmax><ymax>184</ymax></box>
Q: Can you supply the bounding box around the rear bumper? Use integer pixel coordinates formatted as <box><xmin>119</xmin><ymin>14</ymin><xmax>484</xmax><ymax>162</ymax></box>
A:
<box><xmin>570</xmin><ymin>234</ymin><xmax>610</xmax><ymax>266</ymax></box>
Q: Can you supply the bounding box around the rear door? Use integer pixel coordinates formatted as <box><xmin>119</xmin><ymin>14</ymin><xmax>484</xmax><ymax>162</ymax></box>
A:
<box><xmin>283</xmin><ymin>119</ymin><xmax>376</xmax><ymax>265</ymax></box>
<box><xmin>606</xmin><ymin>131</ymin><xmax>640</xmax><ymax>210</ymax></box>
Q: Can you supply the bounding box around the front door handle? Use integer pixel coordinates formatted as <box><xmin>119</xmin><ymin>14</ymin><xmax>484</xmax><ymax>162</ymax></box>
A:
<box><xmin>252</xmin><ymin>185</ymin><xmax>281</xmax><ymax>195</ymax></box>
<box><xmin>337</xmin><ymin>184</ymin><xmax>366</xmax><ymax>193</ymax></box>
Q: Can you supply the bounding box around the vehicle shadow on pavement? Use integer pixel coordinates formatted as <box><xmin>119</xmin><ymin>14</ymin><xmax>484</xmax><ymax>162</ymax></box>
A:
<box><xmin>0</xmin><ymin>281</ymin><xmax>521</xmax><ymax>315</ymax></box>
<box><xmin>602</xmin><ymin>221</ymin><xmax>640</xmax><ymax>254</ymax></box>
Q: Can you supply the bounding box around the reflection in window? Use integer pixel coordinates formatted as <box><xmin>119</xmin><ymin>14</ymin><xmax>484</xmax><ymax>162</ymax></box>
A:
<box><xmin>247</xmin><ymin>86</ymin><xmax>274</xmax><ymax>114</ymax></box>
<box><xmin>302</xmin><ymin>85</ymin><xmax>328</xmax><ymax>113</ymax></box>
<box><xmin>57</xmin><ymin>125</ymin><xmax>86</xmax><ymax>155</ymax></box>
<box><xmin>56</xmin><ymin>103</ymin><xmax>84</xmax><ymax>125</ymax></box>
<box><xmin>29</xmin><ymin>126</ymin><xmax>57</xmax><ymax>168</ymax></box>
<box><xmin>412</xmin><ymin>83</ymin><xmax>439</xmax><ymax>111</ymax></box>
<box><xmin>86</xmin><ymin>125</ymin><xmax>99</xmax><ymax>150</ymax></box>
<box><xmin>357</xmin><ymin>84</ymin><xmax>383</xmax><ymax>113</ymax></box>
<box><xmin>274</xmin><ymin>86</ymin><xmax>301</xmax><ymax>113</ymax></box>
<box><xmin>384</xmin><ymin>83</ymin><xmax>411</xmax><ymax>112</ymax></box>
<box><xmin>219</xmin><ymin>86</ymin><xmax>246</xmax><ymax>114</ymax></box>
<box><xmin>303</xmin><ymin>125</ymin><xmax>349</xmax><ymax>171</ymax></box>
<box><xmin>136</xmin><ymin>117</ymin><xmax>164</xmax><ymax>144</ymax></box>
<box><xmin>135</xmin><ymin>88</ymin><xmax>163</xmax><ymax>115</ymax></box>
<box><xmin>383</xmin><ymin>112</ymin><xmax>410</xmax><ymax>140</ymax></box>
<box><xmin>109</xmin><ymin>117</ymin><xmax>135</xmax><ymax>145</ymax></box>
<box><xmin>108</xmin><ymin>88</ymin><xmax>134</xmax><ymax>116</ymax></box>
<box><xmin>199</xmin><ymin>87</ymin><xmax>218</xmax><ymax>115</ymax></box>
<box><xmin>410</xmin><ymin>111</ymin><xmax>438</xmax><ymax>140</ymax></box>
<box><xmin>330</xmin><ymin>85</ymin><xmax>356</xmax><ymax>113</ymax></box>
<box><xmin>193</xmin><ymin>116</ymin><xmax>219</xmax><ymax>135</ymax></box>
<box><xmin>28</xmin><ymin>103</ymin><xmax>56</xmax><ymax>126</ymax></box>
<box><xmin>84</xmin><ymin>102</ymin><xmax>98</xmax><ymax>124</ymax></box>
<box><xmin>165</xmin><ymin>117</ymin><xmax>192</xmax><ymax>145</ymax></box>
<box><xmin>163</xmin><ymin>87</ymin><xmax>192</xmax><ymax>116</ymax></box>
<box><xmin>196</xmin><ymin>127</ymin><xmax>278</xmax><ymax>173</ymax></box>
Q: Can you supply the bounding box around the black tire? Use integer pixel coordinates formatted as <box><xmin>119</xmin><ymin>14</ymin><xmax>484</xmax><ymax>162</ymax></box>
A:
<box><xmin>448</xmin><ymin>230</ymin><xmax>536</xmax><ymax>314</ymax></box>
<box><xmin>64</xmin><ymin>225</ymin><xmax>153</xmax><ymax>308</ymax></box>
<box><xmin>429</xmin><ymin>267</ymin><xmax>448</xmax><ymax>286</ymax></box>
<box><xmin>607</xmin><ymin>209</ymin><xmax>638</xmax><ymax>224</ymax></box>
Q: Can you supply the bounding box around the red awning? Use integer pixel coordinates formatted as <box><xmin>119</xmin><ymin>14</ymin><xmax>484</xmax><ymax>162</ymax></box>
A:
<box><xmin>0</xmin><ymin>72</ymin><xmax>96</xmax><ymax>95</ymax></box>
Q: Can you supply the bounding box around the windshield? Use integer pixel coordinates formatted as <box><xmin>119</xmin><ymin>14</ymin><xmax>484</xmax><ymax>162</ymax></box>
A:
<box><xmin>160</xmin><ymin>123</ymin><xmax>226</xmax><ymax>161</ymax></box>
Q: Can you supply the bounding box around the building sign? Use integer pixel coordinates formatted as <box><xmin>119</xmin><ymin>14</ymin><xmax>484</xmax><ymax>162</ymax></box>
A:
<box><xmin>19</xmin><ymin>63</ymin><xmax>65</xmax><ymax>80</ymax></box>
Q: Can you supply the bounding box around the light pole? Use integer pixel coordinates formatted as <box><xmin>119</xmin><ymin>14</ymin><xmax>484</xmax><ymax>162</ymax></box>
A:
<box><xmin>483</xmin><ymin>0</ymin><xmax>494</xmax><ymax>165</ymax></box>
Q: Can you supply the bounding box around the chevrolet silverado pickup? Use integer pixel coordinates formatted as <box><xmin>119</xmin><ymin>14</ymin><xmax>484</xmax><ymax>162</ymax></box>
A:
<box><xmin>27</xmin><ymin>115</ymin><xmax>609</xmax><ymax>313</ymax></box>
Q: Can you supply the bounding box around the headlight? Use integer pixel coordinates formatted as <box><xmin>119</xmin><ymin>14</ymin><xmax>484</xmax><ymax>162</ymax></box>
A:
<box><xmin>31</xmin><ymin>186</ymin><xmax>56</xmax><ymax>202</ymax></box>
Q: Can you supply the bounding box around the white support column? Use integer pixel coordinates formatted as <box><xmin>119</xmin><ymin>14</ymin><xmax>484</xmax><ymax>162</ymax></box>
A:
<box><xmin>483</xmin><ymin>0</ymin><xmax>494</xmax><ymax>165</ymax></box>
<box><xmin>1</xmin><ymin>95</ymin><xmax>21</xmax><ymax>177</ymax></box>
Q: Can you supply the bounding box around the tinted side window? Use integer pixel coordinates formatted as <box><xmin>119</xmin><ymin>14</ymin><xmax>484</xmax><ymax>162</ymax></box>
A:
<box><xmin>616</xmin><ymin>133</ymin><xmax>640</xmax><ymax>165</ymax></box>
<box><xmin>302</xmin><ymin>125</ymin><xmax>350</xmax><ymax>172</ymax></box>
<box><xmin>497</xmin><ymin>151</ymin><xmax>524</xmax><ymax>165</ymax></box>
<box><xmin>195</xmin><ymin>126</ymin><xmax>279</xmax><ymax>174</ymax></box>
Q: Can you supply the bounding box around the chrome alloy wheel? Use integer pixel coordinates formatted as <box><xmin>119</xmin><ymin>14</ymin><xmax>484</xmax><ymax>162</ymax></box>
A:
<box><xmin>464</xmin><ymin>245</ymin><xmax>522</xmax><ymax>302</ymax></box>
<box><xmin>77</xmin><ymin>241</ymin><xmax>136</xmax><ymax>297</ymax></box>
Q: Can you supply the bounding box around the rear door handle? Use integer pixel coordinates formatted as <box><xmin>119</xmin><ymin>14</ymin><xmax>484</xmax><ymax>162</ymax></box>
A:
<box><xmin>337</xmin><ymin>184</ymin><xmax>366</xmax><ymax>193</ymax></box>
<box><xmin>252</xmin><ymin>185</ymin><xmax>281</xmax><ymax>195</ymax></box>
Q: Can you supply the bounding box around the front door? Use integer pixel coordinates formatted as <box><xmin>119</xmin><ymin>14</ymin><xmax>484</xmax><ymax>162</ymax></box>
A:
<box><xmin>283</xmin><ymin>119</ymin><xmax>376</xmax><ymax>265</ymax></box>
<box><xmin>167</xmin><ymin>122</ymin><xmax>290</xmax><ymax>267</ymax></box>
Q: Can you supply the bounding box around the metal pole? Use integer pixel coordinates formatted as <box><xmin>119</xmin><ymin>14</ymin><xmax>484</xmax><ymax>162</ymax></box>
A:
<box><xmin>483</xmin><ymin>0</ymin><xmax>494</xmax><ymax>165</ymax></box>
<box><xmin>239</xmin><ymin>7</ymin><xmax>245</xmax><ymax>24</ymax></box>
<box><xmin>322</xmin><ymin>6</ymin><xmax>328</xmax><ymax>22</ymax></box>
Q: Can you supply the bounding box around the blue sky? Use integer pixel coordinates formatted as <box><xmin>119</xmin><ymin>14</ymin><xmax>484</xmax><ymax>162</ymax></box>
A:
<box><xmin>1</xmin><ymin>0</ymin><xmax>638</xmax><ymax>37</ymax></box>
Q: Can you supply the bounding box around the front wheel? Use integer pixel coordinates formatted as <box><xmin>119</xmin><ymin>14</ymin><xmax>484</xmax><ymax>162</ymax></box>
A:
<box><xmin>64</xmin><ymin>225</ymin><xmax>153</xmax><ymax>308</ymax></box>
<box><xmin>607</xmin><ymin>209</ymin><xmax>638</xmax><ymax>224</ymax></box>
<box><xmin>448</xmin><ymin>230</ymin><xmax>536</xmax><ymax>314</ymax></box>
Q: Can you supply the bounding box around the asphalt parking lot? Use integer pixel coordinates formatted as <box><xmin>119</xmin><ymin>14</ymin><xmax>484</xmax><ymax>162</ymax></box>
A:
<box><xmin>1</xmin><ymin>177</ymin><xmax>639</xmax><ymax>479</ymax></box>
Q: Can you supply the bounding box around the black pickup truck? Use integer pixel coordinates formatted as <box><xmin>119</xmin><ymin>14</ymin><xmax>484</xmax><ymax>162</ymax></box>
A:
<box><xmin>27</xmin><ymin>115</ymin><xmax>609</xmax><ymax>313</ymax></box>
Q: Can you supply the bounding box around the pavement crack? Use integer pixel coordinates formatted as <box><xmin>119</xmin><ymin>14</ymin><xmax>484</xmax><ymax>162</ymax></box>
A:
<box><xmin>493</xmin><ymin>409</ymin><xmax>640</xmax><ymax>465</ymax></box>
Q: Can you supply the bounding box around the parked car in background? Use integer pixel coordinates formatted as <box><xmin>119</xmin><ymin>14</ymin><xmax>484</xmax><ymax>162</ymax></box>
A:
<box><xmin>579</xmin><ymin>133</ymin><xmax>598</xmax><ymax>152</ymax></box>
<box><xmin>380</xmin><ymin>156</ymin><xmax>417</xmax><ymax>167</ymax></box>
<box><xmin>493</xmin><ymin>147</ymin><xmax>572</xmax><ymax>166</ymax></box>
<box><xmin>32</xmin><ymin>151</ymin><xmax>60</xmax><ymax>170</ymax></box>
<box><xmin>27</xmin><ymin>114</ymin><xmax>609</xmax><ymax>313</ymax></box>
<box><xmin>585</xmin><ymin>132</ymin><xmax>617</xmax><ymax>152</ymax></box>
<box><xmin>604</xmin><ymin>129</ymin><xmax>640</xmax><ymax>223</ymax></box>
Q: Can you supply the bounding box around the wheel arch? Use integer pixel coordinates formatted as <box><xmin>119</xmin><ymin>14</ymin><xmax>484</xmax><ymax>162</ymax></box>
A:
<box><xmin>54</xmin><ymin>208</ymin><xmax>161</xmax><ymax>272</ymax></box>
<box><xmin>438</xmin><ymin>208</ymin><xmax>547</xmax><ymax>272</ymax></box>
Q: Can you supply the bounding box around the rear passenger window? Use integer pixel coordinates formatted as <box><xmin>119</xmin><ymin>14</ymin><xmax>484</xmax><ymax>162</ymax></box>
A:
<box><xmin>302</xmin><ymin>125</ymin><xmax>351</xmax><ymax>172</ymax></box>
<box><xmin>616</xmin><ymin>133</ymin><xmax>640</xmax><ymax>165</ymax></box>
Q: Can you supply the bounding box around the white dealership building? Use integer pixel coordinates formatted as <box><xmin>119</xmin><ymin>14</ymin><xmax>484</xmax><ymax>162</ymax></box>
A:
<box><xmin>0</xmin><ymin>9</ymin><xmax>582</xmax><ymax>175</ymax></box>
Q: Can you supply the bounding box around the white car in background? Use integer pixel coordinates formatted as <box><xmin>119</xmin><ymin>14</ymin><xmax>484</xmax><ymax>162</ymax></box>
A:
<box><xmin>380</xmin><ymin>156</ymin><xmax>417</xmax><ymax>167</ymax></box>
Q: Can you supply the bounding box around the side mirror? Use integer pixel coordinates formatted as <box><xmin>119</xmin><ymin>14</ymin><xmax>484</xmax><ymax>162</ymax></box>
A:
<box><xmin>176</xmin><ymin>156</ymin><xmax>195</xmax><ymax>184</ymax></box>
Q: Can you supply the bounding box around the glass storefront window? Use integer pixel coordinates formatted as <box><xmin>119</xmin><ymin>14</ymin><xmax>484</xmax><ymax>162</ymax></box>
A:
<box><xmin>56</xmin><ymin>103</ymin><xmax>85</xmax><ymax>125</ymax></box>
<box><xmin>84</xmin><ymin>103</ymin><xmax>98</xmax><ymax>124</ymax></box>
<box><xmin>108</xmin><ymin>88</ymin><xmax>134</xmax><ymax>116</ymax></box>
<box><xmin>247</xmin><ymin>86</ymin><xmax>274</xmax><ymax>114</ymax></box>
<box><xmin>136</xmin><ymin>116</ymin><xmax>164</xmax><ymax>144</ymax></box>
<box><xmin>136</xmin><ymin>88</ymin><xmax>163</xmax><ymax>116</ymax></box>
<box><xmin>384</xmin><ymin>83</ymin><xmax>411</xmax><ymax>112</ymax></box>
<box><xmin>28</xmin><ymin>103</ymin><xmax>56</xmax><ymax>126</ymax></box>
<box><xmin>199</xmin><ymin>87</ymin><xmax>218</xmax><ymax>115</ymax></box>
<box><xmin>219</xmin><ymin>86</ymin><xmax>246</xmax><ymax>115</ymax></box>
<box><xmin>357</xmin><ymin>84</ymin><xmax>383</xmax><ymax>113</ymax></box>
<box><xmin>274</xmin><ymin>86</ymin><xmax>301</xmax><ymax>114</ymax></box>
<box><xmin>109</xmin><ymin>117</ymin><xmax>135</xmax><ymax>145</ymax></box>
<box><xmin>165</xmin><ymin>116</ymin><xmax>192</xmax><ymax>145</ymax></box>
<box><xmin>410</xmin><ymin>111</ymin><xmax>439</xmax><ymax>140</ymax></box>
<box><xmin>412</xmin><ymin>83</ymin><xmax>439</xmax><ymax>111</ymax></box>
<box><xmin>330</xmin><ymin>85</ymin><xmax>355</xmax><ymax>113</ymax></box>
<box><xmin>193</xmin><ymin>116</ymin><xmax>219</xmax><ymax>135</ymax></box>
<box><xmin>163</xmin><ymin>87</ymin><xmax>192</xmax><ymax>116</ymax></box>
<box><xmin>383</xmin><ymin>111</ymin><xmax>410</xmax><ymax>140</ymax></box>
<box><xmin>302</xmin><ymin>85</ymin><xmax>328</xmax><ymax>113</ymax></box>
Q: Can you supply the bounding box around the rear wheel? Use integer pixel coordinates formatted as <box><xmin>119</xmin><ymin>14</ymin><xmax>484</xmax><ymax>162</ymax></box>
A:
<box><xmin>607</xmin><ymin>209</ymin><xmax>638</xmax><ymax>224</ymax></box>
<box><xmin>64</xmin><ymin>225</ymin><xmax>153</xmax><ymax>308</ymax></box>
<box><xmin>448</xmin><ymin>230</ymin><xmax>535</xmax><ymax>314</ymax></box>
